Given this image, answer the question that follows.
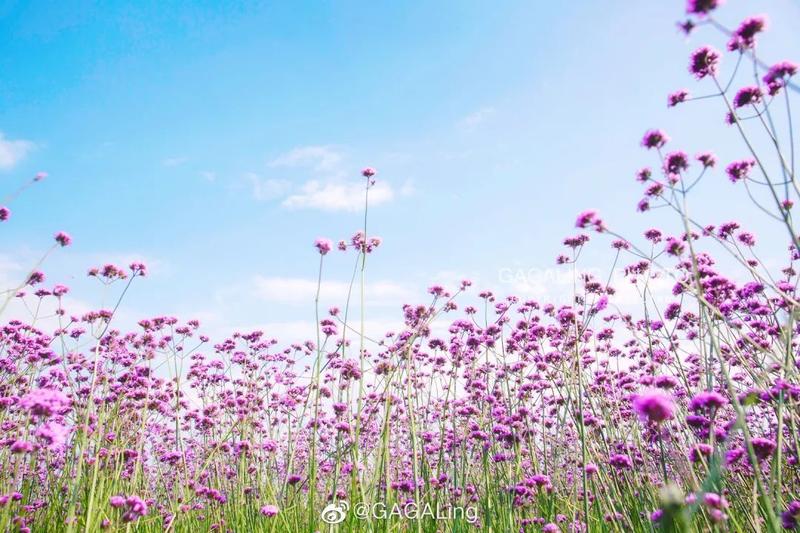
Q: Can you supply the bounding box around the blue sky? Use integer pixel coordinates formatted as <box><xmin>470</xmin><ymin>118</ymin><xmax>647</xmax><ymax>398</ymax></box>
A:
<box><xmin>2</xmin><ymin>0</ymin><xmax>800</xmax><ymax>340</ymax></box>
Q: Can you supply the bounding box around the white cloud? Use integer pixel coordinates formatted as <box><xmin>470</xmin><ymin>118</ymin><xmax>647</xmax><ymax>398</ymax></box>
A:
<box><xmin>254</xmin><ymin>145</ymin><xmax>404</xmax><ymax>210</ymax></box>
<box><xmin>246</xmin><ymin>172</ymin><xmax>291</xmax><ymax>201</ymax></box>
<box><xmin>162</xmin><ymin>156</ymin><xmax>187</xmax><ymax>167</ymax></box>
<box><xmin>269</xmin><ymin>145</ymin><xmax>343</xmax><ymax>173</ymax></box>
<box><xmin>399</xmin><ymin>179</ymin><xmax>416</xmax><ymax>197</ymax></box>
<box><xmin>282</xmin><ymin>180</ymin><xmax>394</xmax><ymax>212</ymax></box>
<box><xmin>200</xmin><ymin>171</ymin><xmax>216</xmax><ymax>182</ymax></box>
<box><xmin>457</xmin><ymin>107</ymin><xmax>495</xmax><ymax>131</ymax></box>
<box><xmin>253</xmin><ymin>276</ymin><xmax>410</xmax><ymax>305</ymax></box>
<box><xmin>0</xmin><ymin>132</ymin><xmax>34</xmax><ymax>170</ymax></box>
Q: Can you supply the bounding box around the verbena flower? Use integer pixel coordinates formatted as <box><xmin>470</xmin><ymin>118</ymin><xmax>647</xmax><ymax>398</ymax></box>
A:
<box><xmin>642</xmin><ymin>129</ymin><xmax>669</xmax><ymax>150</ymax></box>
<box><xmin>632</xmin><ymin>390</ymin><xmax>675</xmax><ymax>424</ymax></box>
<box><xmin>686</xmin><ymin>0</ymin><xmax>722</xmax><ymax>15</ymax></box>
<box><xmin>689</xmin><ymin>46</ymin><xmax>720</xmax><ymax>79</ymax></box>
<box><xmin>314</xmin><ymin>237</ymin><xmax>332</xmax><ymax>255</ymax></box>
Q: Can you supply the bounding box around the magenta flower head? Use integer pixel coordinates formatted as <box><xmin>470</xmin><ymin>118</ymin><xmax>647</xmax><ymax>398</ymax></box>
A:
<box><xmin>361</xmin><ymin>167</ymin><xmax>377</xmax><ymax>178</ymax></box>
<box><xmin>260</xmin><ymin>504</ymin><xmax>279</xmax><ymax>517</ymax></box>
<box><xmin>663</xmin><ymin>151</ymin><xmax>689</xmax><ymax>176</ymax></box>
<box><xmin>764</xmin><ymin>60</ymin><xmax>798</xmax><ymax>85</ymax></box>
<box><xmin>729</xmin><ymin>16</ymin><xmax>767</xmax><ymax>51</ymax></box>
<box><xmin>668</xmin><ymin>90</ymin><xmax>689</xmax><ymax>107</ymax></box>
<box><xmin>632</xmin><ymin>390</ymin><xmax>675</xmax><ymax>424</ymax></box>
<box><xmin>54</xmin><ymin>231</ymin><xmax>72</xmax><ymax>247</ymax></box>
<box><xmin>641</xmin><ymin>129</ymin><xmax>669</xmax><ymax>150</ymax></box>
<box><xmin>609</xmin><ymin>453</ymin><xmax>633</xmax><ymax>469</ymax></box>
<box><xmin>122</xmin><ymin>496</ymin><xmax>148</xmax><ymax>522</ymax></box>
<box><xmin>677</xmin><ymin>20</ymin><xmax>695</xmax><ymax>36</ymax></box>
<box><xmin>686</xmin><ymin>0</ymin><xmax>722</xmax><ymax>15</ymax></box>
<box><xmin>0</xmin><ymin>207</ymin><xmax>9</xmax><ymax>221</ymax></box>
<box><xmin>109</xmin><ymin>496</ymin><xmax>125</xmax><ymax>508</ymax></box>
<box><xmin>129</xmin><ymin>262</ymin><xmax>147</xmax><ymax>276</ymax></box>
<box><xmin>19</xmin><ymin>388</ymin><xmax>70</xmax><ymax>417</ymax></box>
<box><xmin>314</xmin><ymin>238</ymin><xmax>333</xmax><ymax>255</ymax></box>
<box><xmin>575</xmin><ymin>210</ymin><xmax>605</xmax><ymax>232</ymax></box>
<box><xmin>689</xmin><ymin>46</ymin><xmax>720</xmax><ymax>79</ymax></box>
<box><xmin>27</xmin><ymin>271</ymin><xmax>45</xmax><ymax>286</ymax></box>
<box><xmin>782</xmin><ymin>501</ymin><xmax>800</xmax><ymax>530</ymax></box>
<box><xmin>696</xmin><ymin>152</ymin><xmax>716</xmax><ymax>168</ymax></box>
<box><xmin>53</xmin><ymin>284</ymin><xmax>69</xmax><ymax>297</ymax></box>
<box><xmin>751</xmin><ymin>437</ymin><xmax>776</xmax><ymax>461</ymax></box>
<box><xmin>733</xmin><ymin>86</ymin><xmax>762</xmax><ymax>108</ymax></box>
<box><xmin>725</xmin><ymin>159</ymin><xmax>755</xmax><ymax>182</ymax></box>
<box><xmin>34</xmin><ymin>421</ymin><xmax>69</xmax><ymax>449</ymax></box>
<box><xmin>688</xmin><ymin>390</ymin><xmax>728</xmax><ymax>413</ymax></box>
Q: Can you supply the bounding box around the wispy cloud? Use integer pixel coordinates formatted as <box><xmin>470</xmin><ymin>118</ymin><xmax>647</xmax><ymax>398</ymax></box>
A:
<box><xmin>253</xmin><ymin>276</ymin><xmax>410</xmax><ymax>305</ymax></box>
<box><xmin>162</xmin><ymin>156</ymin><xmax>188</xmax><ymax>167</ymax></box>
<box><xmin>246</xmin><ymin>172</ymin><xmax>292</xmax><ymax>201</ymax></box>
<box><xmin>200</xmin><ymin>171</ymin><xmax>216</xmax><ymax>182</ymax></box>
<box><xmin>0</xmin><ymin>132</ymin><xmax>34</xmax><ymax>170</ymax></box>
<box><xmin>282</xmin><ymin>180</ymin><xmax>394</xmax><ymax>212</ymax></box>
<box><xmin>252</xmin><ymin>145</ymin><xmax>405</xmax><ymax>211</ymax></box>
<box><xmin>457</xmin><ymin>107</ymin><xmax>495</xmax><ymax>131</ymax></box>
<box><xmin>399</xmin><ymin>179</ymin><xmax>415</xmax><ymax>197</ymax></box>
<box><xmin>269</xmin><ymin>145</ymin><xmax>343</xmax><ymax>173</ymax></box>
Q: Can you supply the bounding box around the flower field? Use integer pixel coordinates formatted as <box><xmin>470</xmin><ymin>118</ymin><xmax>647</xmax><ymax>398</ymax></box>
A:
<box><xmin>2</xmin><ymin>1</ymin><xmax>800</xmax><ymax>531</ymax></box>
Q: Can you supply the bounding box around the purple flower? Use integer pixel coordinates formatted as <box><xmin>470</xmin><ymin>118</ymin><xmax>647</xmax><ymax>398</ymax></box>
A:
<box><xmin>0</xmin><ymin>207</ymin><xmax>9</xmax><ymax>221</ymax></box>
<box><xmin>751</xmin><ymin>437</ymin><xmax>776</xmax><ymax>461</ymax></box>
<box><xmin>34</xmin><ymin>422</ymin><xmax>70</xmax><ymax>449</ymax></box>
<box><xmin>19</xmin><ymin>388</ymin><xmax>70</xmax><ymax>418</ymax></box>
<box><xmin>677</xmin><ymin>20</ymin><xmax>695</xmax><ymax>36</ymax></box>
<box><xmin>27</xmin><ymin>271</ymin><xmax>45</xmax><ymax>286</ymax></box>
<box><xmin>122</xmin><ymin>496</ymin><xmax>148</xmax><ymax>522</ymax></box>
<box><xmin>689</xmin><ymin>46</ymin><xmax>720</xmax><ymax>79</ymax></box>
<box><xmin>696</xmin><ymin>152</ymin><xmax>716</xmax><ymax>168</ymax></box>
<box><xmin>361</xmin><ymin>167</ymin><xmax>377</xmax><ymax>177</ymax></box>
<box><xmin>609</xmin><ymin>454</ymin><xmax>633</xmax><ymax>469</ymax></box>
<box><xmin>632</xmin><ymin>390</ymin><xmax>675</xmax><ymax>424</ymax></box>
<box><xmin>668</xmin><ymin>89</ymin><xmax>689</xmax><ymax>107</ymax></box>
<box><xmin>686</xmin><ymin>0</ymin><xmax>722</xmax><ymax>15</ymax></box>
<box><xmin>688</xmin><ymin>391</ymin><xmax>728</xmax><ymax>412</ymax></box>
<box><xmin>764</xmin><ymin>61</ymin><xmax>798</xmax><ymax>85</ymax></box>
<box><xmin>664</xmin><ymin>151</ymin><xmax>690</xmax><ymax>176</ymax></box>
<box><xmin>763</xmin><ymin>61</ymin><xmax>798</xmax><ymax>95</ymax></box>
<box><xmin>641</xmin><ymin>129</ymin><xmax>669</xmax><ymax>150</ymax></box>
<box><xmin>737</xmin><ymin>232</ymin><xmax>756</xmax><ymax>246</ymax></box>
<box><xmin>575</xmin><ymin>210</ymin><xmax>605</xmax><ymax>232</ymax></box>
<box><xmin>665</xmin><ymin>237</ymin><xmax>685</xmax><ymax>256</ymax></box>
<box><xmin>110</xmin><ymin>496</ymin><xmax>126</xmax><ymax>508</ymax></box>
<box><xmin>729</xmin><ymin>16</ymin><xmax>767</xmax><ymax>51</ymax></box>
<box><xmin>733</xmin><ymin>86</ymin><xmax>762</xmax><ymax>108</ymax></box>
<box><xmin>781</xmin><ymin>501</ymin><xmax>800</xmax><ymax>529</ymax></box>
<box><xmin>260</xmin><ymin>504</ymin><xmax>279</xmax><ymax>517</ymax></box>
<box><xmin>689</xmin><ymin>443</ymin><xmax>713</xmax><ymax>462</ymax></box>
<box><xmin>726</xmin><ymin>159</ymin><xmax>755</xmax><ymax>182</ymax></box>
<box><xmin>725</xmin><ymin>447</ymin><xmax>745</xmax><ymax>466</ymax></box>
<box><xmin>10</xmin><ymin>440</ymin><xmax>34</xmax><ymax>454</ymax></box>
<box><xmin>54</xmin><ymin>231</ymin><xmax>72</xmax><ymax>247</ymax></box>
<box><xmin>314</xmin><ymin>238</ymin><xmax>332</xmax><ymax>255</ymax></box>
